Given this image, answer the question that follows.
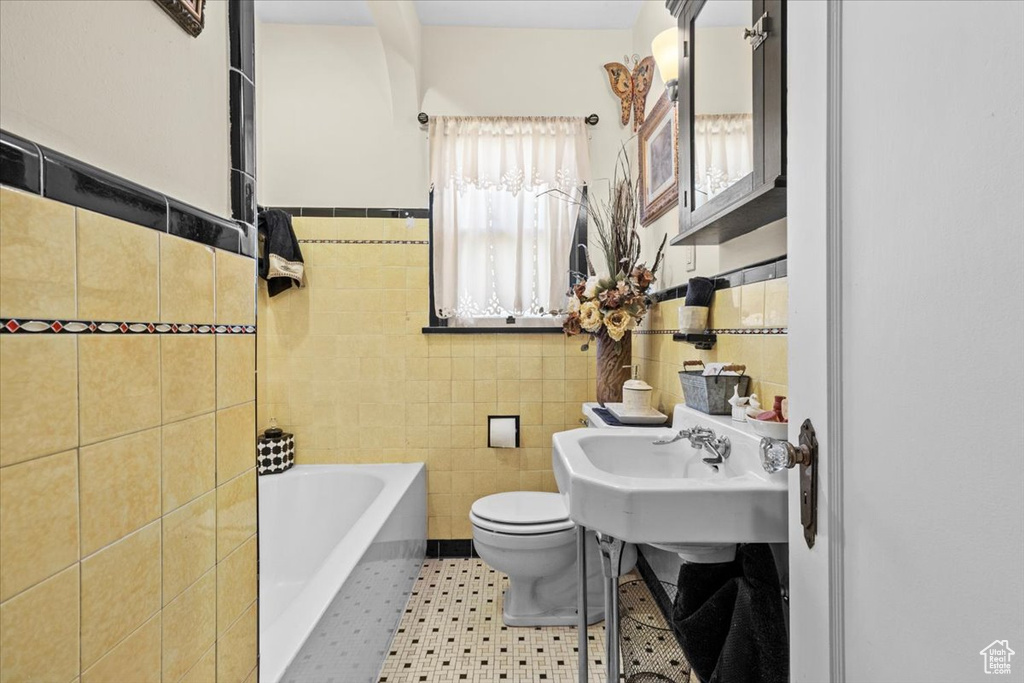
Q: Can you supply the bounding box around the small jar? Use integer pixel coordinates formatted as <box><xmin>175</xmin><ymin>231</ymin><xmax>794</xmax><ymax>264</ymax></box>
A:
<box><xmin>257</xmin><ymin>419</ymin><xmax>295</xmax><ymax>475</ymax></box>
<box><xmin>622</xmin><ymin>377</ymin><xmax>653</xmax><ymax>412</ymax></box>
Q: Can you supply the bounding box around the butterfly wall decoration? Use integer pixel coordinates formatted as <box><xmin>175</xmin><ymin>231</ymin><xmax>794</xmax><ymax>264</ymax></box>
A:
<box><xmin>603</xmin><ymin>55</ymin><xmax>656</xmax><ymax>132</ymax></box>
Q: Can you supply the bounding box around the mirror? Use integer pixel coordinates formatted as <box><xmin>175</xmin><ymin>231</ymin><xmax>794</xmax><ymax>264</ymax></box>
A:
<box><xmin>692</xmin><ymin>0</ymin><xmax>754</xmax><ymax>210</ymax></box>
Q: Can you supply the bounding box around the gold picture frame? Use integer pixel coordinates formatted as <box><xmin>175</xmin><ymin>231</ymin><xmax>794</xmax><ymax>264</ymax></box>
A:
<box><xmin>154</xmin><ymin>0</ymin><xmax>206</xmax><ymax>37</ymax></box>
<box><xmin>638</xmin><ymin>92</ymin><xmax>679</xmax><ymax>226</ymax></box>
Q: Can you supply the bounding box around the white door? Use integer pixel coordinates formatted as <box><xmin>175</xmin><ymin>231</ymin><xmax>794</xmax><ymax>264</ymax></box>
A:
<box><xmin>786</xmin><ymin>2</ymin><xmax>833</xmax><ymax>681</ymax></box>
<box><xmin>787</xmin><ymin>2</ymin><xmax>1024</xmax><ymax>682</ymax></box>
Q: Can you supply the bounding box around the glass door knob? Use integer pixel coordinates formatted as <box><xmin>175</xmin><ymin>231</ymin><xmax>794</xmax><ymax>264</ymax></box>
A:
<box><xmin>759</xmin><ymin>437</ymin><xmax>813</xmax><ymax>473</ymax></box>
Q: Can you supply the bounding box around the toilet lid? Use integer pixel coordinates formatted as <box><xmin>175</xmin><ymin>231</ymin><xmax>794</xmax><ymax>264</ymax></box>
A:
<box><xmin>470</xmin><ymin>511</ymin><xmax>575</xmax><ymax>536</ymax></box>
<box><xmin>471</xmin><ymin>492</ymin><xmax>570</xmax><ymax>526</ymax></box>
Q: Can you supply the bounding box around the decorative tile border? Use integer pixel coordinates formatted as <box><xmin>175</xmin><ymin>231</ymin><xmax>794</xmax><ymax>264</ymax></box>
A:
<box><xmin>298</xmin><ymin>239</ymin><xmax>429</xmax><ymax>245</ymax></box>
<box><xmin>709</xmin><ymin>327</ymin><xmax>787</xmax><ymax>335</ymax></box>
<box><xmin>1</xmin><ymin>318</ymin><xmax>255</xmax><ymax>335</ymax></box>
<box><xmin>636</xmin><ymin>327</ymin><xmax>787</xmax><ymax>335</ymax></box>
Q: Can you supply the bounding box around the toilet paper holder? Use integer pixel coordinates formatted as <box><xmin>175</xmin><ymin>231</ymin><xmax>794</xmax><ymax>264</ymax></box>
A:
<box><xmin>488</xmin><ymin>415</ymin><xmax>520</xmax><ymax>448</ymax></box>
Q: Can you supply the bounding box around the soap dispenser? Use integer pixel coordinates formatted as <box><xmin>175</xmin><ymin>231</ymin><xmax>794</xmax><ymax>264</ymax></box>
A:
<box><xmin>621</xmin><ymin>365</ymin><xmax>653</xmax><ymax>413</ymax></box>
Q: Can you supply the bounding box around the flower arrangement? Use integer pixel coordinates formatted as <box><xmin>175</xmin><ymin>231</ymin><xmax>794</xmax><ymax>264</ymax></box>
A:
<box><xmin>559</xmin><ymin>155</ymin><xmax>666</xmax><ymax>346</ymax></box>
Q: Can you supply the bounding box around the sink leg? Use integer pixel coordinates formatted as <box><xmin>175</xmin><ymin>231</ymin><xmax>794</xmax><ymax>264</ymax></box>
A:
<box><xmin>607</xmin><ymin>575</ymin><xmax>620</xmax><ymax>682</ymax></box>
<box><xmin>577</xmin><ymin>525</ymin><xmax>588</xmax><ymax>683</ymax></box>
<box><xmin>596</xmin><ymin>533</ymin><xmax>625</xmax><ymax>683</ymax></box>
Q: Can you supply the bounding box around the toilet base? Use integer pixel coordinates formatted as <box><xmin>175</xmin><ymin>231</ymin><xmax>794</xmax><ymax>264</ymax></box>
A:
<box><xmin>501</xmin><ymin>587</ymin><xmax>605</xmax><ymax>627</ymax></box>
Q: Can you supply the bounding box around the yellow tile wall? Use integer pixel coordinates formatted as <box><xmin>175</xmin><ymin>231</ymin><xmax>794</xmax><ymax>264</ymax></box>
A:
<box><xmin>635</xmin><ymin>278</ymin><xmax>789</xmax><ymax>415</ymax></box>
<box><xmin>0</xmin><ymin>186</ymin><xmax>258</xmax><ymax>682</ymax></box>
<box><xmin>257</xmin><ymin>216</ymin><xmax>598</xmax><ymax>539</ymax></box>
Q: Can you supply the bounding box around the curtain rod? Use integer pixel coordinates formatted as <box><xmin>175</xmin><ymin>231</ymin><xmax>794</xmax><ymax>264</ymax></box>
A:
<box><xmin>417</xmin><ymin>112</ymin><xmax>599</xmax><ymax>126</ymax></box>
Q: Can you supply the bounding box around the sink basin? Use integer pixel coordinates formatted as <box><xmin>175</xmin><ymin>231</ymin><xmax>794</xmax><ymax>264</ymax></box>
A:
<box><xmin>553</xmin><ymin>405</ymin><xmax>787</xmax><ymax>562</ymax></box>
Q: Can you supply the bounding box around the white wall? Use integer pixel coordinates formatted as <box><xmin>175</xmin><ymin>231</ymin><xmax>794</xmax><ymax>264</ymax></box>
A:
<box><xmin>256</xmin><ymin>23</ymin><xmax>427</xmax><ymax>208</ymax></box>
<box><xmin>0</xmin><ymin>0</ymin><xmax>230</xmax><ymax>216</ymax></box>
<box><xmin>256</xmin><ymin>22</ymin><xmax>632</xmax><ymax>209</ymax></box>
<box><xmin>838</xmin><ymin>1</ymin><xmax>1023</xmax><ymax>680</ymax></box>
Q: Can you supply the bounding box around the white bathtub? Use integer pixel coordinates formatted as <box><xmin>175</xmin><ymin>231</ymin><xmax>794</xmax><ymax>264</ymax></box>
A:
<box><xmin>259</xmin><ymin>464</ymin><xmax>426</xmax><ymax>683</ymax></box>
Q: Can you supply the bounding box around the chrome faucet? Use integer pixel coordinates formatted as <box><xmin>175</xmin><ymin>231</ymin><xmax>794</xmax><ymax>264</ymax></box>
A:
<box><xmin>654</xmin><ymin>426</ymin><xmax>731</xmax><ymax>465</ymax></box>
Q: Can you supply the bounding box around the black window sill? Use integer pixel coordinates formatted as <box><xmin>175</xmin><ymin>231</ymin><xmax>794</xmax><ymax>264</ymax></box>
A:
<box><xmin>421</xmin><ymin>326</ymin><xmax>564</xmax><ymax>335</ymax></box>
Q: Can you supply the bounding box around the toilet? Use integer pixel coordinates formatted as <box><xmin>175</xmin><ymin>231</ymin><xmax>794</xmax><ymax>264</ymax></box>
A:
<box><xmin>470</xmin><ymin>491</ymin><xmax>636</xmax><ymax>627</ymax></box>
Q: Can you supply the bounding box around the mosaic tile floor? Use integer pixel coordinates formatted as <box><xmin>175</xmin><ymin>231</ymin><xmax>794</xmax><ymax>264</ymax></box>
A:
<box><xmin>378</xmin><ymin>558</ymin><xmax>695</xmax><ymax>683</ymax></box>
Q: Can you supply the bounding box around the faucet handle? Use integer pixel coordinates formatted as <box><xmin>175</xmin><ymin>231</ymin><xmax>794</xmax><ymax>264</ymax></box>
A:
<box><xmin>653</xmin><ymin>428</ymin><xmax>693</xmax><ymax>445</ymax></box>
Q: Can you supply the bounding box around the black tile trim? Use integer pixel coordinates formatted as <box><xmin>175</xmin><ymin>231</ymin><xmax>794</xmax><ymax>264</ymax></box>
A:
<box><xmin>228</xmin><ymin>0</ymin><xmax>255</xmax><ymax>81</ymax></box>
<box><xmin>651</xmin><ymin>255</ymin><xmax>788</xmax><ymax>304</ymax></box>
<box><xmin>229</xmin><ymin>71</ymin><xmax>256</xmax><ymax>176</ymax></box>
<box><xmin>0</xmin><ymin>128</ymin><xmax>252</xmax><ymax>258</ymax></box>
<box><xmin>298</xmin><ymin>207</ymin><xmax>334</xmax><ymax>218</ymax></box>
<box><xmin>333</xmin><ymin>207</ymin><xmax>368</xmax><ymax>218</ymax></box>
<box><xmin>168</xmin><ymin>198</ymin><xmax>243</xmax><ymax>252</ymax></box>
<box><xmin>367</xmin><ymin>208</ymin><xmax>430</xmax><ymax>219</ymax></box>
<box><xmin>421</xmin><ymin>326</ymin><xmax>563</xmax><ymax>335</ymax></box>
<box><xmin>231</xmin><ymin>169</ymin><xmax>256</xmax><ymax>225</ymax></box>
<box><xmin>425</xmin><ymin>539</ymin><xmax>476</xmax><ymax>558</ymax></box>
<box><xmin>0</xmin><ymin>130</ymin><xmax>41</xmax><ymax>193</ymax></box>
<box><xmin>266</xmin><ymin>206</ymin><xmax>430</xmax><ymax>220</ymax></box>
<box><xmin>1</xmin><ymin>318</ymin><xmax>255</xmax><ymax>334</ymax></box>
<box><xmin>41</xmin><ymin>146</ymin><xmax>167</xmax><ymax>232</ymax></box>
<box><xmin>238</xmin><ymin>221</ymin><xmax>257</xmax><ymax>258</ymax></box>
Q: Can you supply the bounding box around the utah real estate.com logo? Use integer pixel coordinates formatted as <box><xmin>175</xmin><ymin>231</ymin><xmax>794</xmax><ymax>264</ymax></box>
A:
<box><xmin>980</xmin><ymin>640</ymin><xmax>1014</xmax><ymax>675</ymax></box>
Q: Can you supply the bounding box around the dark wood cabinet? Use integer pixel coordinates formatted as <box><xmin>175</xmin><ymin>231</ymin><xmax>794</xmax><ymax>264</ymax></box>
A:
<box><xmin>668</xmin><ymin>0</ymin><xmax>786</xmax><ymax>245</ymax></box>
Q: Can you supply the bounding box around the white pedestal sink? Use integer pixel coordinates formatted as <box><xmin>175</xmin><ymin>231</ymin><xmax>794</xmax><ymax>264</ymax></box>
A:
<box><xmin>556</xmin><ymin>404</ymin><xmax>788</xmax><ymax>683</ymax></box>
<box><xmin>553</xmin><ymin>404</ymin><xmax>788</xmax><ymax>563</ymax></box>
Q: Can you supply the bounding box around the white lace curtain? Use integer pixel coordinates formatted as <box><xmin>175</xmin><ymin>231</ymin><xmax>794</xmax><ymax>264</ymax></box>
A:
<box><xmin>429</xmin><ymin>116</ymin><xmax>591</xmax><ymax>323</ymax></box>
<box><xmin>694</xmin><ymin>113</ymin><xmax>753</xmax><ymax>205</ymax></box>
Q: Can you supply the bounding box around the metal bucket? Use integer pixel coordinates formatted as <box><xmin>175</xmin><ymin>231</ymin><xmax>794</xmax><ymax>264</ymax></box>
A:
<box><xmin>678</xmin><ymin>360</ymin><xmax>749</xmax><ymax>415</ymax></box>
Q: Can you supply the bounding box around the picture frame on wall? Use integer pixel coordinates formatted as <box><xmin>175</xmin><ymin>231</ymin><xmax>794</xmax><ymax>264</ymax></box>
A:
<box><xmin>638</xmin><ymin>92</ymin><xmax>679</xmax><ymax>226</ymax></box>
<box><xmin>154</xmin><ymin>0</ymin><xmax>206</xmax><ymax>37</ymax></box>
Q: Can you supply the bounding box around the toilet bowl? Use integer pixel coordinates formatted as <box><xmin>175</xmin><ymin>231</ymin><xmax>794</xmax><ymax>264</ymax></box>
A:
<box><xmin>470</xmin><ymin>491</ymin><xmax>635</xmax><ymax>627</ymax></box>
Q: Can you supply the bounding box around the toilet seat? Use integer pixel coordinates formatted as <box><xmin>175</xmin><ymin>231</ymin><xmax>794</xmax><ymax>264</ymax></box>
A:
<box><xmin>470</xmin><ymin>492</ymin><xmax>574</xmax><ymax>536</ymax></box>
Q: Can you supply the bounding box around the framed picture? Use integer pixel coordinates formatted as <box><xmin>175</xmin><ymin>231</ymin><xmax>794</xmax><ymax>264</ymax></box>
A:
<box><xmin>638</xmin><ymin>92</ymin><xmax>679</xmax><ymax>226</ymax></box>
<box><xmin>154</xmin><ymin>0</ymin><xmax>206</xmax><ymax>37</ymax></box>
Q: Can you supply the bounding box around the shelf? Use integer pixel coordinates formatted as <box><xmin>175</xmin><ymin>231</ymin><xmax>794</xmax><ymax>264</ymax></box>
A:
<box><xmin>672</xmin><ymin>332</ymin><xmax>716</xmax><ymax>350</ymax></box>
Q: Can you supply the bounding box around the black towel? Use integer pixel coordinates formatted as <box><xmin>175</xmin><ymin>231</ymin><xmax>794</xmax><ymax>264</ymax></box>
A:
<box><xmin>672</xmin><ymin>543</ymin><xmax>788</xmax><ymax>683</ymax></box>
<box><xmin>258</xmin><ymin>209</ymin><xmax>305</xmax><ymax>297</ymax></box>
<box><xmin>685</xmin><ymin>277</ymin><xmax>716</xmax><ymax>307</ymax></box>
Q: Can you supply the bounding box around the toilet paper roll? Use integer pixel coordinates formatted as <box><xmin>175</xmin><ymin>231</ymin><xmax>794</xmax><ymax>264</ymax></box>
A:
<box><xmin>488</xmin><ymin>416</ymin><xmax>519</xmax><ymax>448</ymax></box>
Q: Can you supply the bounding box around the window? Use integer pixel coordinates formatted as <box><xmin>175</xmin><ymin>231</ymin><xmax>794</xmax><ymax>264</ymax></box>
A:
<box><xmin>428</xmin><ymin>116</ymin><xmax>591</xmax><ymax>328</ymax></box>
